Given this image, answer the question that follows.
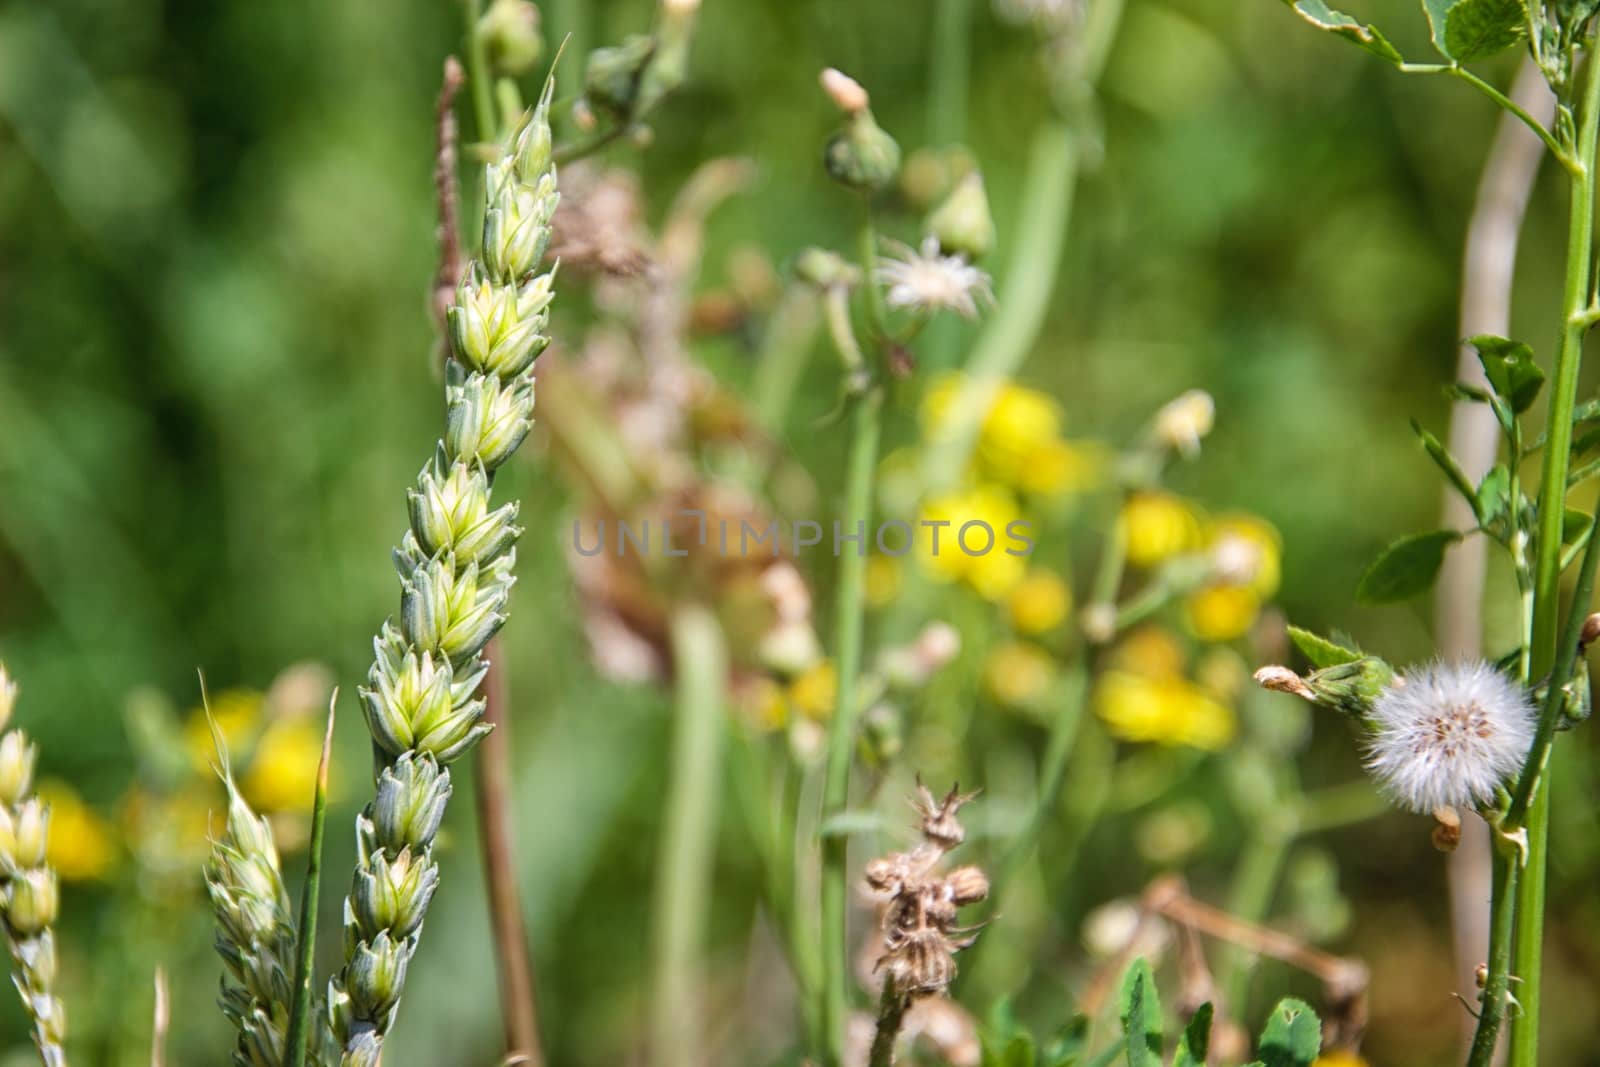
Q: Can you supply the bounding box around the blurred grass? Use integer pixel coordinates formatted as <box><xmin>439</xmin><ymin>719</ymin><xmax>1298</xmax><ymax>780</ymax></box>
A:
<box><xmin>2</xmin><ymin>0</ymin><xmax>1600</xmax><ymax>1064</ymax></box>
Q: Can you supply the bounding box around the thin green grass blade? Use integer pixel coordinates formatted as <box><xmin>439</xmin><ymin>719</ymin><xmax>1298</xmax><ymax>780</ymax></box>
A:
<box><xmin>285</xmin><ymin>694</ymin><xmax>337</xmax><ymax>1067</ymax></box>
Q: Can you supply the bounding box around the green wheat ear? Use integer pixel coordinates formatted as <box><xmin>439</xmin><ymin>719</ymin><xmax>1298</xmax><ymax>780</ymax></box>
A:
<box><xmin>0</xmin><ymin>663</ymin><xmax>69</xmax><ymax>1067</ymax></box>
<box><xmin>326</xmin><ymin>69</ymin><xmax>559</xmax><ymax>1067</ymax></box>
<box><xmin>203</xmin><ymin>686</ymin><xmax>313</xmax><ymax>1067</ymax></box>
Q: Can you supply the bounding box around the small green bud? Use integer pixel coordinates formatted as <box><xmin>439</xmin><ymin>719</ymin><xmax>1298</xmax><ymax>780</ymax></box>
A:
<box><xmin>361</xmin><ymin>650</ymin><xmax>456</xmax><ymax>759</ymax></box>
<box><xmin>926</xmin><ymin>171</ymin><xmax>995</xmax><ymax>260</ymax></box>
<box><xmin>445</xmin><ymin>373</ymin><xmax>536</xmax><ymax>471</ymax></box>
<box><xmin>0</xmin><ymin>798</ymin><xmax>49</xmax><ymax>869</ymax></box>
<box><xmin>0</xmin><ymin>729</ymin><xmax>37</xmax><ymax>807</ymax></box>
<box><xmin>346</xmin><ymin>931</ymin><xmax>410</xmax><ymax>1024</ymax></box>
<box><xmin>819</xmin><ymin>68</ymin><xmax>900</xmax><ymax>193</ymax></box>
<box><xmin>1256</xmin><ymin>658</ymin><xmax>1395</xmax><ymax>721</ymax></box>
<box><xmin>793</xmin><ymin>247</ymin><xmax>861</xmax><ymax>289</ymax></box>
<box><xmin>476</xmin><ymin>0</ymin><xmax>544</xmax><ymax>78</ymax></box>
<box><xmin>351</xmin><ymin>849</ymin><xmax>439</xmax><ymax>941</ymax></box>
<box><xmin>824</xmin><ymin>110</ymin><xmax>901</xmax><ymax>194</ymax></box>
<box><xmin>636</xmin><ymin>0</ymin><xmax>700</xmax><ymax>117</ymax></box>
<box><xmin>7</xmin><ymin>868</ymin><xmax>59</xmax><ymax>935</ymax></box>
<box><xmin>369</xmin><ymin>756</ymin><xmax>452</xmax><ymax>854</ymax></box>
<box><xmin>401</xmin><ymin>557</ymin><xmax>512</xmax><ymax>668</ymax></box>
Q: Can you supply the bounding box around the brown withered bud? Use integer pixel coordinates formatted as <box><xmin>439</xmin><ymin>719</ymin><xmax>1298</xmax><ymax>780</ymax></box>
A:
<box><xmin>864</xmin><ymin>856</ymin><xmax>907</xmax><ymax>895</ymax></box>
<box><xmin>1431</xmin><ymin>806</ymin><xmax>1462</xmax><ymax>853</ymax></box>
<box><xmin>912</xmin><ymin>779</ymin><xmax>978</xmax><ymax>850</ymax></box>
<box><xmin>943</xmin><ymin>865</ymin><xmax>989</xmax><ymax>906</ymax></box>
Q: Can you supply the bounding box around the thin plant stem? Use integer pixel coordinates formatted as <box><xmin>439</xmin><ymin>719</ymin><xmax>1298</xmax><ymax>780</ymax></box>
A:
<box><xmin>923</xmin><ymin>0</ymin><xmax>974</xmax><ymax>371</ymax></box>
<box><xmin>150</xmin><ymin>967</ymin><xmax>168</xmax><ymax>1067</ymax></box>
<box><xmin>867</xmin><ymin>976</ymin><xmax>907</xmax><ymax>1067</ymax></box>
<box><xmin>819</xmin><ymin>390</ymin><xmax>884</xmax><ymax>1067</ymax></box>
<box><xmin>1468</xmin><ymin>849</ymin><xmax>1521</xmax><ymax>1067</ymax></box>
<box><xmin>476</xmin><ymin>648</ymin><xmax>545</xmax><ymax>1064</ymax></box>
<box><xmin>464</xmin><ymin>0</ymin><xmax>495</xmax><ymax>153</ymax></box>
<box><xmin>550</xmin><ymin>0</ymin><xmax>589</xmax><ymax>101</ymax></box>
<box><xmin>1219</xmin><ymin>820</ymin><xmax>1291</xmax><ymax>1014</ymax></box>
<box><xmin>1473</xmin><ymin>40</ymin><xmax>1600</xmax><ymax>1067</ymax></box>
<box><xmin>650</xmin><ymin>602</ymin><xmax>729</xmax><ymax>1067</ymax></box>
<box><xmin>284</xmin><ymin>701</ymin><xmax>336</xmax><ymax>1067</ymax></box>
<box><xmin>1440</xmin><ymin>58</ymin><xmax>1551</xmax><ymax>1045</ymax></box>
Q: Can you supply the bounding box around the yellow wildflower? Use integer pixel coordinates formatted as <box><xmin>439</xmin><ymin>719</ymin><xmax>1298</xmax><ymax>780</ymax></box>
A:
<box><xmin>1018</xmin><ymin>437</ymin><xmax>1108</xmax><ymax>496</ymax></box>
<box><xmin>1121</xmin><ymin>492</ymin><xmax>1200</xmax><ymax>568</ymax></box>
<box><xmin>865</xmin><ymin>555</ymin><xmax>903</xmax><ymax>608</ymax></box>
<box><xmin>983</xmin><ymin>641</ymin><xmax>1057</xmax><ymax>709</ymax></box>
<box><xmin>1095</xmin><ymin>671</ymin><xmax>1235</xmax><ymax>750</ymax></box>
<box><xmin>35</xmin><ymin>781</ymin><xmax>117</xmax><ymax>881</ymax></box>
<box><xmin>1206</xmin><ymin>514</ymin><xmax>1282</xmax><ymax>596</ymax></box>
<box><xmin>121</xmin><ymin>784</ymin><xmax>219</xmax><ymax>872</ymax></box>
<box><xmin>789</xmin><ymin>660</ymin><xmax>837</xmax><ymax>720</ymax></box>
<box><xmin>242</xmin><ymin>716</ymin><xmax>325</xmax><ymax>814</ymax></box>
<box><xmin>917</xmin><ymin>484</ymin><xmax>1028</xmax><ymax>600</ymax></box>
<box><xmin>921</xmin><ymin>374</ymin><xmax>1073</xmax><ymax>491</ymax></box>
<box><xmin>182</xmin><ymin>688</ymin><xmax>264</xmax><ymax>771</ymax></box>
<box><xmin>1007</xmin><ymin>569</ymin><xmax>1072</xmax><ymax>635</ymax></box>
<box><xmin>741</xmin><ymin>677</ymin><xmax>789</xmax><ymax>731</ymax></box>
<box><xmin>1185</xmin><ymin>584</ymin><xmax>1262</xmax><ymax>643</ymax></box>
<box><xmin>1109</xmin><ymin>626</ymin><xmax>1187</xmax><ymax>680</ymax></box>
<box><xmin>1313</xmin><ymin>1053</ymin><xmax>1370</xmax><ymax>1067</ymax></box>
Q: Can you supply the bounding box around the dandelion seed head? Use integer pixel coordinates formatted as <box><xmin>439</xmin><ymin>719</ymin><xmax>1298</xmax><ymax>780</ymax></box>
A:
<box><xmin>1364</xmin><ymin>661</ymin><xmax>1535</xmax><ymax>813</ymax></box>
<box><xmin>875</xmin><ymin>237</ymin><xmax>993</xmax><ymax>319</ymax></box>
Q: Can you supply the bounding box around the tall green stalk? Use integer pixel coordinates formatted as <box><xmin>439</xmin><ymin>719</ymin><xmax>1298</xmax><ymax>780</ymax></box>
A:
<box><xmin>650</xmin><ymin>603</ymin><xmax>728</xmax><ymax>1067</ymax></box>
<box><xmin>819</xmin><ymin>386</ymin><xmax>884</xmax><ymax>1067</ymax></box>
<box><xmin>1474</xmin><ymin>39</ymin><xmax>1600</xmax><ymax>1067</ymax></box>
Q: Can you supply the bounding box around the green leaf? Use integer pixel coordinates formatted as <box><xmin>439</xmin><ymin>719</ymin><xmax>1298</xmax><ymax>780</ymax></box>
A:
<box><xmin>1257</xmin><ymin>998</ymin><xmax>1322</xmax><ymax>1067</ymax></box>
<box><xmin>1288</xmin><ymin>625</ymin><xmax>1363</xmax><ymax>669</ymax></box>
<box><xmin>1563</xmin><ymin>508</ymin><xmax>1591</xmax><ymax>544</ymax></box>
<box><xmin>1003</xmin><ymin>1033</ymin><xmax>1038</xmax><ymax>1067</ymax></box>
<box><xmin>1356</xmin><ymin>529</ymin><xmax>1462</xmax><ymax>603</ymax></box>
<box><xmin>1444</xmin><ymin>381</ymin><xmax>1494</xmax><ymax>404</ymax></box>
<box><xmin>1042</xmin><ymin>1016</ymin><xmax>1090</xmax><ymax>1067</ymax></box>
<box><xmin>1174</xmin><ymin>1003</ymin><xmax>1213</xmax><ymax>1067</ymax></box>
<box><xmin>1470</xmin><ymin>335</ymin><xmax>1545</xmax><ymax>414</ymax></box>
<box><xmin>1412</xmin><ymin>419</ymin><xmax>1479</xmax><ymax>511</ymax></box>
<box><xmin>1118</xmin><ymin>958</ymin><xmax>1163</xmax><ymax>1067</ymax></box>
<box><xmin>1283</xmin><ymin>0</ymin><xmax>1404</xmax><ymax>63</ymax></box>
<box><xmin>1476</xmin><ymin>464</ymin><xmax>1510</xmax><ymax>528</ymax></box>
<box><xmin>1447</xmin><ymin>0</ymin><xmax>1529</xmax><ymax>61</ymax></box>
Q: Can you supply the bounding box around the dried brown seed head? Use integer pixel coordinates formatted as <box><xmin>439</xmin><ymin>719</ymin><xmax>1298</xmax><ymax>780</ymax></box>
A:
<box><xmin>943</xmin><ymin>865</ymin><xmax>989</xmax><ymax>905</ymax></box>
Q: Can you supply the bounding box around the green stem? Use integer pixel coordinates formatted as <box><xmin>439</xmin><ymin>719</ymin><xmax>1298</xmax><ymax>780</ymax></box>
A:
<box><xmin>928</xmin><ymin>0</ymin><xmax>972</xmax><ymax>145</ymax></box>
<box><xmin>1219</xmin><ymin>822</ymin><xmax>1291</xmax><ymax>1013</ymax></box>
<box><xmin>867</xmin><ymin>976</ymin><xmax>907</xmax><ymax>1067</ymax></box>
<box><xmin>650</xmin><ymin>603</ymin><xmax>728</xmax><ymax>1067</ymax></box>
<box><xmin>1467</xmin><ymin>846</ymin><xmax>1521</xmax><ymax>1067</ymax></box>
<box><xmin>819</xmin><ymin>388</ymin><xmax>884</xmax><ymax>1067</ymax></box>
<box><xmin>284</xmin><ymin>704</ymin><xmax>335</xmax><ymax>1067</ymax></box>
<box><xmin>550</xmin><ymin>0</ymin><xmax>588</xmax><ymax>101</ymax></box>
<box><xmin>1500</xmin><ymin>42</ymin><xmax>1600</xmax><ymax>1067</ymax></box>
<box><xmin>463</xmin><ymin>0</ymin><xmax>496</xmax><ymax>147</ymax></box>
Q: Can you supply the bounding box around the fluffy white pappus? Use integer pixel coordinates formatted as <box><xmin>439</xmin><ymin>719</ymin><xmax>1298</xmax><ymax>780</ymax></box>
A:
<box><xmin>1364</xmin><ymin>660</ymin><xmax>1536</xmax><ymax>814</ymax></box>
<box><xmin>875</xmin><ymin>237</ymin><xmax>994</xmax><ymax>320</ymax></box>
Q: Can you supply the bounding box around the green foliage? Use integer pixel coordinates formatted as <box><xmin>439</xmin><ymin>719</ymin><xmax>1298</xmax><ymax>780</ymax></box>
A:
<box><xmin>1288</xmin><ymin>624</ymin><xmax>1363</xmax><ymax>669</ymax></box>
<box><xmin>1255</xmin><ymin>997</ymin><xmax>1323</xmax><ymax>1067</ymax></box>
<box><xmin>1424</xmin><ymin>0</ymin><xmax>1529</xmax><ymax>62</ymax></box>
<box><xmin>1356</xmin><ymin>529</ymin><xmax>1462</xmax><ymax>603</ymax></box>
<box><xmin>1281</xmin><ymin>0</ymin><xmax>1405</xmax><ymax>63</ymax></box>
<box><xmin>980</xmin><ymin>1004</ymin><xmax>1089</xmax><ymax>1067</ymax></box>
<box><xmin>1173</xmin><ymin>1002</ymin><xmax>1213</xmax><ymax>1067</ymax></box>
<box><xmin>1117</xmin><ymin>959</ymin><xmax>1163</xmax><ymax>1067</ymax></box>
<box><xmin>1412</xmin><ymin>419</ymin><xmax>1480</xmax><ymax>512</ymax></box>
<box><xmin>1470</xmin><ymin>335</ymin><xmax>1546</xmax><ymax>414</ymax></box>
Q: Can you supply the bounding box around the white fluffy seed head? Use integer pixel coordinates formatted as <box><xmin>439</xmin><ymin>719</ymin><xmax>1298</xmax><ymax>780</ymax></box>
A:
<box><xmin>1364</xmin><ymin>660</ymin><xmax>1535</xmax><ymax>814</ymax></box>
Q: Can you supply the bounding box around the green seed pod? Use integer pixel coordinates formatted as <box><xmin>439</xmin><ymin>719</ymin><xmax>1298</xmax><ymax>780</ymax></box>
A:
<box><xmin>445</xmin><ymin>373</ymin><xmax>536</xmax><ymax>471</ymax></box>
<box><xmin>367</xmin><ymin>758</ymin><xmax>452</xmax><ymax>855</ymax></box>
<box><xmin>824</xmin><ymin>109</ymin><xmax>901</xmax><ymax>194</ymax></box>
<box><xmin>1305</xmin><ymin>657</ymin><xmax>1396</xmax><ymax>721</ymax></box>
<box><xmin>351</xmin><ymin>849</ymin><xmax>439</xmax><ymax>942</ymax></box>
<box><xmin>346</xmin><ymin>931</ymin><xmax>410</xmax><ymax>1024</ymax></box>
<box><xmin>793</xmin><ymin>247</ymin><xmax>861</xmax><ymax>289</ymax></box>
<box><xmin>7</xmin><ymin>869</ymin><xmax>60</xmax><ymax>936</ymax></box>
<box><xmin>476</xmin><ymin>0</ymin><xmax>544</xmax><ymax>78</ymax></box>
<box><xmin>0</xmin><ymin>730</ymin><xmax>36</xmax><ymax>807</ymax></box>
<box><xmin>926</xmin><ymin>171</ymin><xmax>995</xmax><ymax>260</ymax></box>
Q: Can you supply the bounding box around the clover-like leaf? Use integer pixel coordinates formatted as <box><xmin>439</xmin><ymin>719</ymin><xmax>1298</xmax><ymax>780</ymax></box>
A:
<box><xmin>1470</xmin><ymin>335</ymin><xmax>1545</xmax><ymax>414</ymax></box>
<box><xmin>1118</xmin><ymin>958</ymin><xmax>1163</xmax><ymax>1067</ymax></box>
<box><xmin>1282</xmin><ymin>1</ymin><xmax>1404</xmax><ymax>63</ymax></box>
<box><xmin>1258</xmin><ymin>998</ymin><xmax>1322</xmax><ymax>1067</ymax></box>
<box><xmin>1425</xmin><ymin>0</ymin><xmax>1529</xmax><ymax>62</ymax></box>
<box><xmin>1173</xmin><ymin>1003</ymin><xmax>1213</xmax><ymax>1067</ymax></box>
<box><xmin>1288</xmin><ymin>625</ymin><xmax>1363</xmax><ymax>669</ymax></box>
<box><xmin>1357</xmin><ymin>529</ymin><xmax>1462</xmax><ymax>603</ymax></box>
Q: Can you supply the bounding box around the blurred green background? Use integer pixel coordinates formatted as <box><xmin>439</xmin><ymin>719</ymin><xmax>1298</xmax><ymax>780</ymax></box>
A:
<box><xmin>2</xmin><ymin>0</ymin><xmax>1600</xmax><ymax>1064</ymax></box>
